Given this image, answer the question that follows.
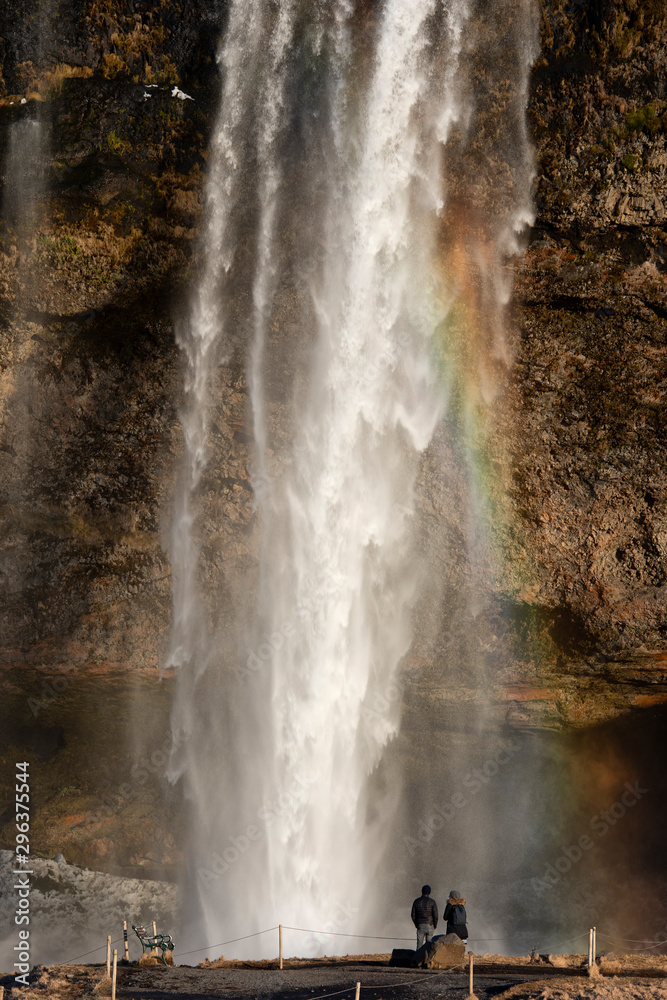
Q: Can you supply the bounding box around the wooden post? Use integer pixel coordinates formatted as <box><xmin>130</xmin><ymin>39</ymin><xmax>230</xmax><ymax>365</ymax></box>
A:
<box><xmin>1</xmin><ymin>984</ymin><xmax>5</xmax><ymax>999</ymax></box>
<box><xmin>593</xmin><ymin>926</ymin><xmax>597</xmax><ymax>963</ymax></box>
<box><xmin>469</xmin><ymin>953</ymin><xmax>474</xmax><ymax>996</ymax></box>
<box><xmin>123</xmin><ymin>920</ymin><xmax>129</xmax><ymax>962</ymax></box>
<box><xmin>355</xmin><ymin>983</ymin><xmax>361</xmax><ymax>1000</ymax></box>
<box><xmin>279</xmin><ymin>924</ymin><xmax>283</xmax><ymax>970</ymax></box>
<box><xmin>111</xmin><ymin>949</ymin><xmax>118</xmax><ymax>1000</ymax></box>
<box><xmin>106</xmin><ymin>935</ymin><xmax>111</xmax><ymax>977</ymax></box>
<box><xmin>588</xmin><ymin>928</ymin><xmax>593</xmax><ymax>968</ymax></box>
<box><xmin>152</xmin><ymin>920</ymin><xmax>158</xmax><ymax>958</ymax></box>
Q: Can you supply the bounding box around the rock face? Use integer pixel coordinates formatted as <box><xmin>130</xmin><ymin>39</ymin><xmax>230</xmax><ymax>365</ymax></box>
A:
<box><xmin>0</xmin><ymin>0</ymin><xmax>223</xmax><ymax>98</ymax></box>
<box><xmin>0</xmin><ymin>2</ymin><xmax>666</xmax><ymax>872</ymax></box>
<box><xmin>0</xmin><ymin>849</ymin><xmax>179</xmax><ymax>968</ymax></box>
<box><xmin>502</xmin><ymin>0</ymin><xmax>667</xmax><ymax>725</ymax></box>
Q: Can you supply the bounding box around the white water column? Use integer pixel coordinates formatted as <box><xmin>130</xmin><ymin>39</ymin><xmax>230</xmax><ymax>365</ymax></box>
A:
<box><xmin>168</xmin><ymin>0</ymin><xmax>537</xmax><ymax>956</ymax></box>
<box><xmin>251</xmin><ymin>0</ymin><xmax>467</xmax><ymax>941</ymax></box>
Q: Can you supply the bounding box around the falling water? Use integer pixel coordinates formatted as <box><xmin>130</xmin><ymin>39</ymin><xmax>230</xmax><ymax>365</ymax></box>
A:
<box><xmin>2</xmin><ymin>119</ymin><xmax>47</xmax><ymax>239</ymax></box>
<box><xmin>169</xmin><ymin>0</ymin><xmax>538</xmax><ymax>956</ymax></box>
<box><xmin>1</xmin><ymin>0</ymin><xmax>53</xmax><ymax>243</ymax></box>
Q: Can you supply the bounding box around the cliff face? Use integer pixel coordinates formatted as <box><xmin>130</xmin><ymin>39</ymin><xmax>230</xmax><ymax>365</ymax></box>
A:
<box><xmin>0</xmin><ymin>2</ymin><xmax>666</xmax><ymax>872</ymax></box>
<box><xmin>0</xmin><ymin>0</ymin><xmax>223</xmax><ymax>96</ymax></box>
<box><xmin>503</xmin><ymin>0</ymin><xmax>667</xmax><ymax>725</ymax></box>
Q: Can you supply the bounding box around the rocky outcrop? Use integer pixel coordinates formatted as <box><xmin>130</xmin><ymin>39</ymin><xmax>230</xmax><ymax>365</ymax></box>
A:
<box><xmin>0</xmin><ymin>849</ymin><xmax>179</xmax><ymax>967</ymax></box>
<box><xmin>495</xmin><ymin>0</ymin><xmax>667</xmax><ymax>725</ymax></box>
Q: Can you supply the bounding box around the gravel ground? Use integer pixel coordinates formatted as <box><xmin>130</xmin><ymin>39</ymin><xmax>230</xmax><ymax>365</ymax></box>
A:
<box><xmin>2</xmin><ymin>955</ymin><xmax>666</xmax><ymax>1000</ymax></box>
<box><xmin>120</xmin><ymin>962</ymin><xmax>477</xmax><ymax>998</ymax></box>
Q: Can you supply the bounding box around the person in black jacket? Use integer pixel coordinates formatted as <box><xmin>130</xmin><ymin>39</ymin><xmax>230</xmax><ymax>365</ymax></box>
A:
<box><xmin>443</xmin><ymin>890</ymin><xmax>468</xmax><ymax>940</ymax></box>
<box><xmin>410</xmin><ymin>884</ymin><xmax>438</xmax><ymax>948</ymax></box>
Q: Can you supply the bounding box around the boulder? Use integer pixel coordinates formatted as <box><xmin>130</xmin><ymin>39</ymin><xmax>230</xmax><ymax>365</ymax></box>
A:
<box><xmin>389</xmin><ymin>948</ymin><xmax>419</xmax><ymax>968</ymax></box>
<box><xmin>390</xmin><ymin>934</ymin><xmax>465</xmax><ymax>969</ymax></box>
<box><xmin>424</xmin><ymin>933</ymin><xmax>466</xmax><ymax>969</ymax></box>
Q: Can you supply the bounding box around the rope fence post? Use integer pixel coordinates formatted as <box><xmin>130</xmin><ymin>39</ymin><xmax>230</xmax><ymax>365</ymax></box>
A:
<box><xmin>469</xmin><ymin>953</ymin><xmax>474</xmax><ymax>997</ymax></box>
<box><xmin>279</xmin><ymin>924</ymin><xmax>283</xmax><ymax>969</ymax></box>
<box><xmin>111</xmin><ymin>949</ymin><xmax>117</xmax><ymax>1000</ymax></box>
<box><xmin>355</xmin><ymin>982</ymin><xmax>361</xmax><ymax>1000</ymax></box>
<box><xmin>123</xmin><ymin>920</ymin><xmax>129</xmax><ymax>962</ymax></box>
<box><xmin>593</xmin><ymin>926</ymin><xmax>597</xmax><ymax>963</ymax></box>
<box><xmin>106</xmin><ymin>935</ymin><xmax>111</xmax><ymax>977</ymax></box>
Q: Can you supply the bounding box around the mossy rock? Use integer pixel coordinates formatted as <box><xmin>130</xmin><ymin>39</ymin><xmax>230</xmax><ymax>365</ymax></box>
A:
<box><xmin>621</xmin><ymin>153</ymin><xmax>641</xmax><ymax>172</ymax></box>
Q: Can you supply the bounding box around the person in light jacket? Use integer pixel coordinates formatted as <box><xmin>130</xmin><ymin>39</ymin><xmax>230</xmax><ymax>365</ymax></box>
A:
<box><xmin>411</xmin><ymin>884</ymin><xmax>438</xmax><ymax>948</ymax></box>
<box><xmin>443</xmin><ymin>890</ymin><xmax>468</xmax><ymax>940</ymax></box>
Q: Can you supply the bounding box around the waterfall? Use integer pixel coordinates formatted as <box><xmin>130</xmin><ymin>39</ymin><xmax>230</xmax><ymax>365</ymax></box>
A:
<box><xmin>2</xmin><ymin>119</ymin><xmax>47</xmax><ymax>240</ymax></box>
<box><xmin>169</xmin><ymin>0</ymin><xmax>537</xmax><ymax>956</ymax></box>
<box><xmin>2</xmin><ymin>0</ymin><xmax>53</xmax><ymax>245</ymax></box>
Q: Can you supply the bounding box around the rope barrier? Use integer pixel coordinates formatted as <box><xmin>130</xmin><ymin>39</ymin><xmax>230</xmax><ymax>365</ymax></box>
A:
<box><xmin>627</xmin><ymin>941</ymin><xmax>667</xmax><ymax>952</ymax></box>
<box><xmin>532</xmin><ymin>931</ymin><xmax>590</xmax><ymax>953</ymax></box>
<box><xmin>356</xmin><ymin>958</ymin><xmax>470</xmax><ymax>991</ymax></box>
<box><xmin>277</xmin><ymin>925</ymin><xmax>592</xmax><ymax>952</ymax></box>
<box><xmin>282</xmin><ymin>925</ymin><xmax>414</xmax><ymax>942</ymax></box>
<box><xmin>64</xmin><ymin>937</ymin><xmax>124</xmax><ymax>966</ymax></box>
<box><xmin>178</xmin><ymin>923</ymin><xmax>595</xmax><ymax>963</ymax></box>
<box><xmin>598</xmin><ymin>931</ymin><xmax>667</xmax><ymax>946</ymax></box>
<box><xmin>304</xmin><ymin>958</ymin><xmax>472</xmax><ymax>998</ymax></box>
<box><xmin>598</xmin><ymin>932</ymin><xmax>667</xmax><ymax>952</ymax></box>
<box><xmin>176</xmin><ymin>926</ymin><xmax>279</xmax><ymax>957</ymax></box>
<box><xmin>307</xmin><ymin>988</ymin><xmax>357</xmax><ymax>1000</ymax></box>
<box><xmin>466</xmin><ymin>938</ymin><xmax>513</xmax><ymax>944</ymax></box>
<box><xmin>174</xmin><ymin>922</ymin><xmax>472</xmax><ymax>994</ymax></box>
<box><xmin>60</xmin><ymin>922</ymin><xmax>664</xmax><ymax>970</ymax></box>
